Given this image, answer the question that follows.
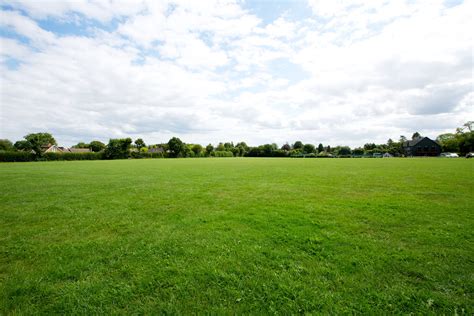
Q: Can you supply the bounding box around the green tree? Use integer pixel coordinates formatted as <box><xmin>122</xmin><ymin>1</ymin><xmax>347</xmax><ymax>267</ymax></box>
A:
<box><xmin>352</xmin><ymin>147</ymin><xmax>364</xmax><ymax>156</ymax></box>
<box><xmin>337</xmin><ymin>146</ymin><xmax>352</xmax><ymax>156</ymax></box>
<box><xmin>168</xmin><ymin>137</ymin><xmax>186</xmax><ymax>158</ymax></box>
<box><xmin>293</xmin><ymin>141</ymin><xmax>303</xmax><ymax>150</ymax></box>
<box><xmin>317</xmin><ymin>143</ymin><xmax>324</xmax><ymax>153</ymax></box>
<box><xmin>89</xmin><ymin>140</ymin><xmax>106</xmax><ymax>152</ymax></box>
<box><xmin>104</xmin><ymin>138</ymin><xmax>132</xmax><ymax>159</ymax></box>
<box><xmin>0</xmin><ymin>139</ymin><xmax>13</xmax><ymax>151</ymax></box>
<box><xmin>205</xmin><ymin>144</ymin><xmax>214</xmax><ymax>156</ymax></box>
<box><xmin>192</xmin><ymin>144</ymin><xmax>203</xmax><ymax>156</ymax></box>
<box><xmin>72</xmin><ymin>142</ymin><xmax>89</xmax><ymax>148</ymax></box>
<box><xmin>134</xmin><ymin>138</ymin><xmax>146</xmax><ymax>150</ymax></box>
<box><xmin>436</xmin><ymin>133</ymin><xmax>458</xmax><ymax>152</ymax></box>
<box><xmin>14</xmin><ymin>140</ymin><xmax>31</xmax><ymax>151</ymax></box>
<box><xmin>303</xmin><ymin>143</ymin><xmax>315</xmax><ymax>154</ymax></box>
<box><xmin>364</xmin><ymin>143</ymin><xmax>376</xmax><ymax>151</ymax></box>
<box><xmin>281</xmin><ymin>143</ymin><xmax>291</xmax><ymax>151</ymax></box>
<box><xmin>23</xmin><ymin>133</ymin><xmax>56</xmax><ymax>157</ymax></box>
<box><xmin>412</xmin><ymin>132</ymin><xmax>421</xmax><ymax>140</ymax></box>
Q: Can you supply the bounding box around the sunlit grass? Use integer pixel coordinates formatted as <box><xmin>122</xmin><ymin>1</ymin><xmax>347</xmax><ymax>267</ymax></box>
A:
<box><xmin>1</xmin><ymin>158</ymin><xmax>473</xmax><ymax>313</ymax></box>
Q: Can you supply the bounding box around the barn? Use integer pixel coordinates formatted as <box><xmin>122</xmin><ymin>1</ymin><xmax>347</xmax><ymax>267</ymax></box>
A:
<box><xmin>402</xmin><ymin>137</ymin><xmax>441</xmax><ymax>157</ymax></box>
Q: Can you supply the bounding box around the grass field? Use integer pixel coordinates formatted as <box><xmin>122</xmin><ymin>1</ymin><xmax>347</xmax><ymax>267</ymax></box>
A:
<box><xmin>1</xmin><ymin>158</ymin><xmax>473</xmax><ymax>314</ymax></box>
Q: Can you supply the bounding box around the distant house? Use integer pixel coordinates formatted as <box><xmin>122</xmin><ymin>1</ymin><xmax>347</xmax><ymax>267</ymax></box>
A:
<box><xmin>43</xmin><ymin>145</ymin><xmax>69</xmax><ymax>153</ymax></box>
<box><xmin>402</xmin><ymin>137</ymin><xmax>441</xmax><ymax>156</ymax></box>
<box><xmin>43</xmin><ymin>145</ymin><xmax>91</xmax><ymax>153</ymax></box>
<box><xmin>383</xmin><ymin>153</ymin><xmax>393</xmax><ymax>158</ymax></box>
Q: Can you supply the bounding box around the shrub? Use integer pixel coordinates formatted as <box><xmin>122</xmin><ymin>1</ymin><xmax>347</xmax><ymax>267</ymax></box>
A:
<box><xmin>43</xmin><ymin>152</ymin><xmax>103</xmax><ymax>161</ymax></box>
<box><xmin>211</xmin><ymin>151</ymin><xmax>234</xmax><ymax>157</ymax></box>
<box><xmin>130</xmin><ymin>151</ymin><xmax>164</xmax><ymax>159</ymax></box>
<box><xmin>0</xmin><ymin>151</ymin><xmax>35</xmax><ymax>162</ymax></box>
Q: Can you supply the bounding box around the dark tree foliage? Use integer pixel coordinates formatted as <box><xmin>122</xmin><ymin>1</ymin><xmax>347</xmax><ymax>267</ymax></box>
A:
<box><xmin>73</xmin><ymin>142</ymin><xmax>89</xmax><ymax>148</ymax></box>
<box><xmin>192</xmin><ymin>144</ymin><xmax>203</xmax><ymax>155</ymax></box>
<box><xmin>18</xmin><ymin>133</ymin><xmax>57</xmax><ymax>157</ymax></box>
<box><xmin>205</xmin><ymin>144</ymin><xmax>214</xmax><ymax>156</ymax></box>
<box><xmin>293</xmin><ymin>141</ymin><xmax>303</xmax><ymax>150</ymax></box>
<box><xmin>0</xmin><ymin>139</ymin><xmax>13</xmax><ymax>151</ymax></box>
<box><xmin>337</xmin><ymin>146</ymin><xmax>352</xmax><ymax>156</ymax></box>
<box><xmin>412</xmin><ymin>132</ymin><xmax>421</xmax><ymax>140</ymax></box>
<box><xmin>281</xmin><ymin>143</ymin><xmax>291</xmax><ymax>151</ymax></box>
<box><xmin>317</xmin><ymin>143</ymin><xmax>324</xmax><ymax>153</ymax></box>
<box><xmin>364</xmin><ymin>143</ymin><xmax>376</xmax><ymax>151</ymax></box>
<box><xmin>14</xmin><ymin>140</ymin><xmax>31</xmax><ymax>151</ymax></box>
<box><xmin>352</xmin><ymin>148</ymin><xmax>364</xmax><ymax>156</ymax></box>
<box><xmin>89</xmin><ymin>140</ymin><xmax>106</xmax><ymax>152</ymax></box>
<box><xmin>134</xmin><ymin>138</ymin><xmax>146</xmax><ymax>149</ymax></box>
<box><xmin>168</xmin><ymin>137</ymin><xmax>186</xmax><ymax>158</ymax></box>
<box><xmin>303</xmin><ymin>143</ymin><xmax>315</xmax><ymax>154</ymax></box>
<box><xmin>104</xmin><ymin>138</ymin><xmax>132</xmax><ymax>159</ymax></box>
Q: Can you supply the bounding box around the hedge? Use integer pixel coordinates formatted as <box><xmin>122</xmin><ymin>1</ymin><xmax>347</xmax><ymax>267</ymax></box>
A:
<box><xmin>130</xmin><ymin>151</ymin><xmax>164</xmax><ymax>159</ymax></box>
<box><xmin>42</xmin><ymin>152</ymin><xmax>103</xmax><ymax>161</ymax></box>
<box><xmin>0</xmin><ymin>151</ymin><xmax>36</xmax><ymax>162</ymax></box>
<box><xmin>211</xmin><ymin>151</ymin><xmax>234</xmax><ymax>157</ymax></box>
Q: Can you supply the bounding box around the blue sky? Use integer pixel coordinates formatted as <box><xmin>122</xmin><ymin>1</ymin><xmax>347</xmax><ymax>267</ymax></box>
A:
<box><xmin>0</xmin><ymin>0</ymin><xmax>472</xmax><ymax>147</ymax></box>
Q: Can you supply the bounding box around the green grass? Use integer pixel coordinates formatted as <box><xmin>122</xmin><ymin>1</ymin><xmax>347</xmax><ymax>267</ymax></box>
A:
<box><xmin>1</xmin><ymin>158</ymin><xmax>473</xmax><ymax>314</ymax></box>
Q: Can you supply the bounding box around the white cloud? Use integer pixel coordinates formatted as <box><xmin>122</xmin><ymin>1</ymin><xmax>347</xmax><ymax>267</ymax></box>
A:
<box><xmin>0</xmin><ymin>0</ymin><xmax>472</xmax><ymax>147</ymax></box>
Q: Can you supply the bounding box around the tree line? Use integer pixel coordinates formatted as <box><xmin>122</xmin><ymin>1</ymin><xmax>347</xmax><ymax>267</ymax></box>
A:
<box><xmin>0</xmin><ymin>121</ymin><xmax>472</xmax><ymax>162</ymax></box>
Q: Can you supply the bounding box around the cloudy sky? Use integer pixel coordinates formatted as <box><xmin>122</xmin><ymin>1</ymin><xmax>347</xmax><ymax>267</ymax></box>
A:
<box><xmin>0</xmin><ymin>0</ymin><xmax>472</xmax><ymax>147</ymax></box>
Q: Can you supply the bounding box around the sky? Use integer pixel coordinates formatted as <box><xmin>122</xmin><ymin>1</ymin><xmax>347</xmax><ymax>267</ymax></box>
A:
<box><xmin>0</xmin><ymin>0</ymin><xmax>472</xmax><ymax>147</ymax></box>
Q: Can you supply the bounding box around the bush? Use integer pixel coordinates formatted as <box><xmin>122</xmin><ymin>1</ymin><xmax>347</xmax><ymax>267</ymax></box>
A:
<box><xmin>43</xmin><ymin>152</ymin><xmax>103</xmax><ymax>161</ymax></box>
<box><xmin>0</xmin><ymin>151</ymin><xmax>35</xmax><ymax>162</ymax></box>
<box><xmin>130</xmin><ymin>151</ymin><xmax>164</xmax><ymax>159</ymax></box>
<box><xmin>211</xmin><ymin>151</ymin><xmax>234</xmax><ymax>157</ymax></box>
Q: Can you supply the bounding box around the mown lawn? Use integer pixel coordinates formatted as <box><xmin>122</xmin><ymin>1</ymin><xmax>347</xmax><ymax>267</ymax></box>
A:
<box><xmin>0</xmin><ymin>158</ymin><xmax>473</xmax><ymax>314</ymax></box>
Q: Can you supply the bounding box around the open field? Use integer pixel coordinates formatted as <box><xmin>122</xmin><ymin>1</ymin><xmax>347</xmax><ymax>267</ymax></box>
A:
<box><xmin>1</xmin><ymin>158</ymin><xmax>473</xmax><ymax>314</ymax></box>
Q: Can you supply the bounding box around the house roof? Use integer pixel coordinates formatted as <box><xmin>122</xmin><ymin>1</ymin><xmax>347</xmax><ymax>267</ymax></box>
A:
<box><xmin>404</xmin><ymin>137</ymin><xmax>440</xmax><ymax>147</ymax></box>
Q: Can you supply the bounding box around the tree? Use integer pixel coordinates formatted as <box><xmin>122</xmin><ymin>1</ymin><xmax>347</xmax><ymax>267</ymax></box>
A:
<box><xmin>456</xmin><ymin>122</ymin><xmax>474</xmax><ymax>154</ymax></box>
<box><xmin>72</xmin><ymin>142</ymin><xmax>89</xmax><ymax>148</ymax></box>
<box><xmin>224</xmin><ymin>142</ymin><xmax>234</xmax><ymax>151</ymax></box>
<box><xmin>281</xmin><ymin>143</ymin><xmax>291</xmax><ymax>151</ymax></box>
<box><xmin>236</xmin><ymin>142</ymin><xmax>249</xmax><ymax>151</ymax></box>
<box><xmin>23</xmin><ymin>133</ymin><xmax>56</xmax><ymax>157</ymax></box>
<box><xmin>191</xmin><ymin>144</ymin><xmax>203</xmax><ymax>156</ymax></box>
<box><xmin>0</xmin><ymin>139</ymin><xmax>13</xmax><ymax>151</ymax></box>
<box><xmin>104</xmin><ymin>138</ymin><xmax>132</xmax><ymax>159</ymax></box>
<box><xmin>352</xmin><ymin>147</ymin><xmax>364</xmax><ymax>156</ymax></box>
<box><xmin>337</xmin><ymin>146</ymin><xmax>352</xmax><ymax>156</ymax></box>
<box><xmin>293</xmin><ymin>141</ymin><xmax>303</xmax><ymax>150</ymax></box>
<box><xmin>134</xmin><ymin>138</ymin><xmax>146</xmax><ymax>150</ymax></box>
<box><xmin>436</xmin><ymin>133</ymin><xmax>458</xmax><ymax>152</ymax></box>
<box><xmin>168</xmin><ymin>137</ymin><xmax>186</xmax><ymax>158</ymax></box>
<box><xmin>235</xmin><ymin>142</ymin><xmax>249</xmax><ymax>157</ymax></box>
<box><xmin>364</xmin><ymin>143</ymin><xmax>376</xmax><ymax>151</ymax></box>
<box><xmin>216</xmin><ymin>142</ymin><xmax>225</xmax><ymax>151</ymax></box>
<box><xmin>303</xmin><ymin>143</ymin><xmax>315</xmax><ymax>154</ymax></box>
<box><xmin>14</xmin><ymin>140</ymin><xmax>31</xmax><ymax>151</ymax></box>
<box><xmin>89</xmin><ymin>140</ymin><xmax>105</xmax><ymax>152</ymax></box>
<box><xmin>317</xmin><ymin>143</ymin><xmax>324</xmax><ymax>153</ymax></box>
<box><xmin>463</xmin><ymin>121</ymin><xmax>473</xmax><ymax>132</ymax></box>
<box><xmin>205</xmin><ymin>144</ymin><xmax>214</xmax><ymax>156</ymax></box>
<box><xmin>399</xmin><ymin>135</ymin><xmax>407</xmax><ymax>143</ymax></box>
<box><xmin>412</xmin><ymin>132</ymin><xmax>421</xmax><ymax>140</ymax></box>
